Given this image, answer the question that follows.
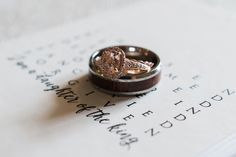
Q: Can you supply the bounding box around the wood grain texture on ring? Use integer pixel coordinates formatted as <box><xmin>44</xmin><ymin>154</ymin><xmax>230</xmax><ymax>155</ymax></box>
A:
<box><xmin>89</xmin><ymin>72</ymin><xmax>161</xmax><ymax>93</ymax></box>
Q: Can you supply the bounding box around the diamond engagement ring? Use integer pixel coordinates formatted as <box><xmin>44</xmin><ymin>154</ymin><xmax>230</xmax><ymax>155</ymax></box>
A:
<box><xmin>94</xmin><ymin>47</ymin><xmax>154</xmax><ymax>79</ymax></box>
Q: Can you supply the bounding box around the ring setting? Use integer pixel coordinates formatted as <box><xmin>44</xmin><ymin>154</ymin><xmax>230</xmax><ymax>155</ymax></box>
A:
<box><xmin>94</xmin><ymin>47</ymin><xmax>154</xmax><ymax>79</ymax></box>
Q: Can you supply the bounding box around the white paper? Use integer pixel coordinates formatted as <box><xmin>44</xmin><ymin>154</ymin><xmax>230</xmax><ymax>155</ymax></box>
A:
<box><xmin>197</xmin><ymin>134</ymin><xmax>236</xmax><ymax>157</ymax></box>
<box><xmin>1</xmin><ymin>0</ymin><xmax>236</xmax><ymax>157</ymax></box>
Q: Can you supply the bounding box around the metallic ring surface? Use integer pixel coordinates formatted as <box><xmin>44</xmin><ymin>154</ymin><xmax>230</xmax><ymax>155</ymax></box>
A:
<box><xmin>89</xmin><ymin>45</ymin><xmax>161</xmax><ymax>95</ymax></box>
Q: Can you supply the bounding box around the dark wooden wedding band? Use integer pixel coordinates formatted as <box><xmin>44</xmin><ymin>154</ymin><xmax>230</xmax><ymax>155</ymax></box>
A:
<box><xmin>89</xmin><ymin>45</ymin><xmax>161</xmax><ymax>95</ymax></box>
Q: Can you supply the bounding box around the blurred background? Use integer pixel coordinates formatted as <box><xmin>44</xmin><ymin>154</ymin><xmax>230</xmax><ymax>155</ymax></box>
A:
<box><xmin>1</xmin><ymin>0</ymin><xmax>236</xmax><ymax>42</ymax></box>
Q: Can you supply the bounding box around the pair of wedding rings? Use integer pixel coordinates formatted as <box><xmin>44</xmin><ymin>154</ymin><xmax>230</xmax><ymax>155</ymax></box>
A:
<box><xmin>89</xmin><ymin>45</ymin><xmax>161</xmax><ymax>95</ymax></box>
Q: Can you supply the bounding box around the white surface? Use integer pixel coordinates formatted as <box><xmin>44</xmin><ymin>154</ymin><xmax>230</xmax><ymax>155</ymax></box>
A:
<box><xmin>1</xmin><ymin>0</ymin><xmax>236</xmax><ymax>42</ymax></box>
<box><xmin>0</xmin><ymin>0</ymin><xmax>236</xmax><ymax>157</ymax></box>
<box><xmin>0</xmin><ymin>0</ymin><xmax>141</xmax><ymax>41</ymax></box>
<box><xmin>197</xmin><ymin>134</ymin><xmax>236</xmax><ymax>157</ymax></box>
